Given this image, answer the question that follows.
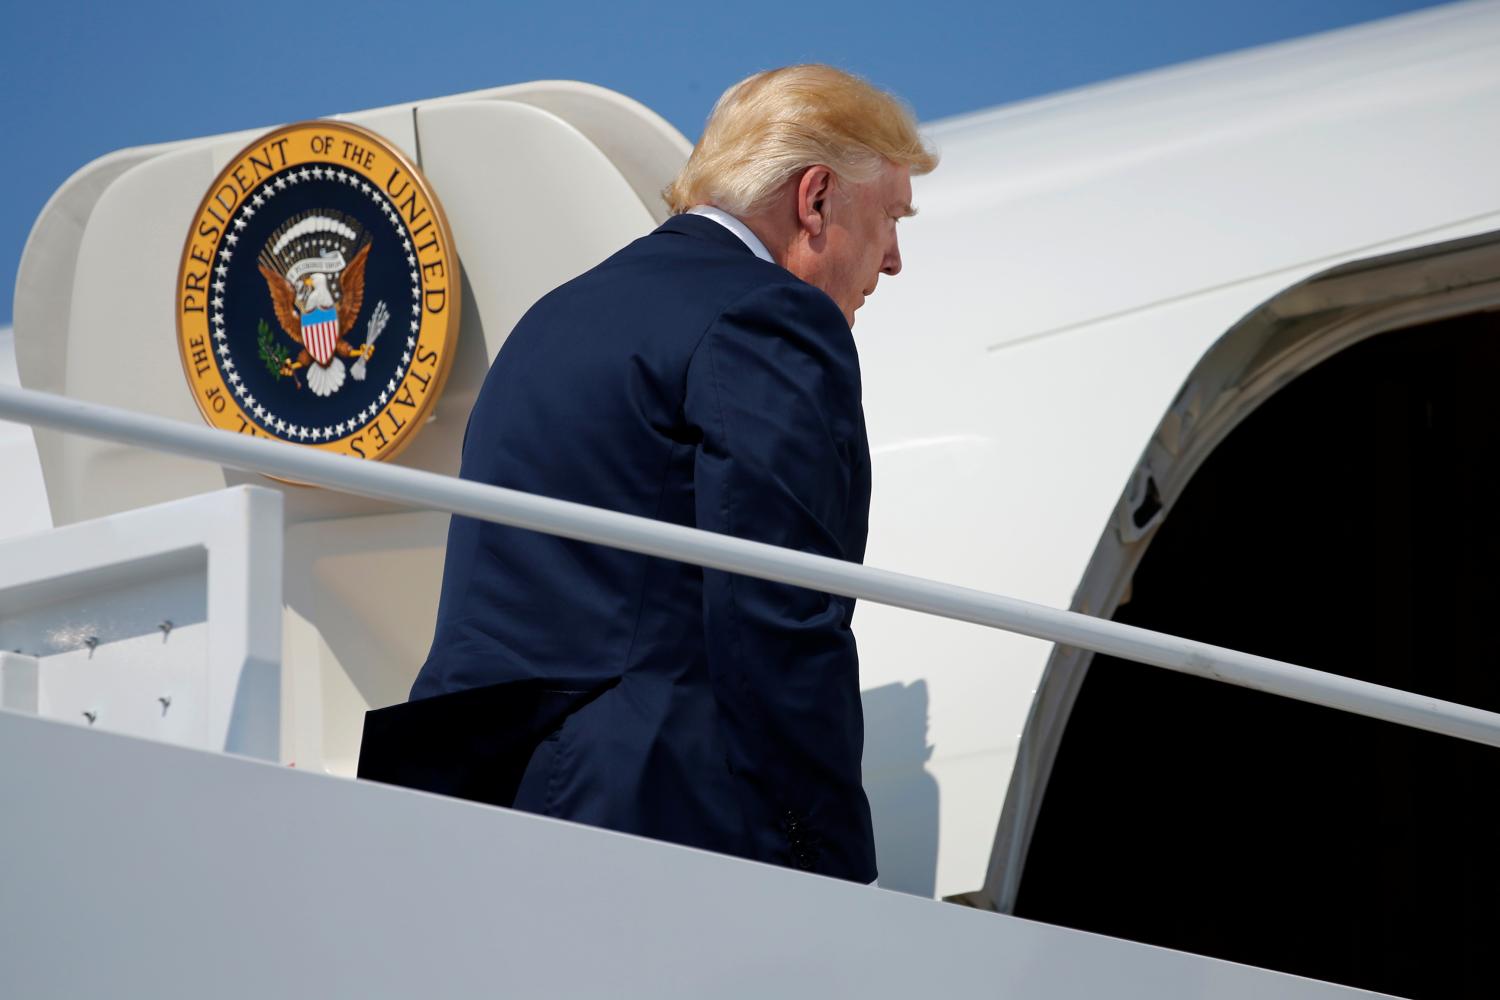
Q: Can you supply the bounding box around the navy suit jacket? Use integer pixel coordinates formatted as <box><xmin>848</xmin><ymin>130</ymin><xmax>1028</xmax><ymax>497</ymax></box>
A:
<box><xmin>411</xmin><ymin>214</ymin><xmax>876</xmax><ymax>882</ymax></box>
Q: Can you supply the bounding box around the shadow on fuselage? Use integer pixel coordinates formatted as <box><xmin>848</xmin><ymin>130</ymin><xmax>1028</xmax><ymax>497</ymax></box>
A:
<box><xmin>862</xmin><ymin>679</ymin><xmax>940</xmax><ymax>897</ymax></box>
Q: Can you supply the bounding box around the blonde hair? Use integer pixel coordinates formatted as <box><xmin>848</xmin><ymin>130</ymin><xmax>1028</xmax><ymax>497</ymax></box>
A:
<box><xmin>664</xmin><ymin>65</ymin><xmax>938</xmax><ymax>216</ymax></box>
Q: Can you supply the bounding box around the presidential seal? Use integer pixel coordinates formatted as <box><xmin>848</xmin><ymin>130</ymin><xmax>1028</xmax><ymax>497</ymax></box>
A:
<box><xmin>176</xmin><ymin>121</ymin><xmax>459</xmax><ymax>461</ymax></box>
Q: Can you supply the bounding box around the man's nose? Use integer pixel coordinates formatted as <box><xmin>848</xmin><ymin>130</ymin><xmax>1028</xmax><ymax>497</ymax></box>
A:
<box><xmin>883</xmin><ymin>237</ymin><xmax>903</xmax><ymax>277</ymax></box>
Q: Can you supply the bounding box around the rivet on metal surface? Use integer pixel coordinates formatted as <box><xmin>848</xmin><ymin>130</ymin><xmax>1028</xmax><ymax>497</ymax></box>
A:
<box><xmin>158</xmin><ymin>621</ymin><xmax>174</xmax><ymax>641</ymax></box>
<box><xmin>158</xmin><ymin>696</ymin><xmax>172</xmax><ymax>716</ymax></box>
<box><xmin>82</xmin><ymin>710</ymin><xmax>98</xmax><ymax>725</ymax></box>
<box><xmin>83</xmin><ymin>636</ymin><xmax>99</xmax><ymax>657</ymax></box>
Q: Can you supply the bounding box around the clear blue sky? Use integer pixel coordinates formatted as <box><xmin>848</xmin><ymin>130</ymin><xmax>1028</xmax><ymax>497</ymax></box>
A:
<box><xmin>0</xmin><ymin>0</ymin><xmax>1449</xmax><ymax>327</ymax></box>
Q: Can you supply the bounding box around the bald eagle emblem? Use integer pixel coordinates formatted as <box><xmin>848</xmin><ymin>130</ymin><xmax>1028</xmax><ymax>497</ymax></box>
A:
<box><xmin>257</xmin><ymin>211</ymin><xmax>384</xmax><ymax>397</ymax></box>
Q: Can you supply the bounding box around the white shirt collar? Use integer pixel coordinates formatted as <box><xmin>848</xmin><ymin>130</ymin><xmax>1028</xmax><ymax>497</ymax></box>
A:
<box><xmin>686</xmin><ymin>205</ymin><xmax>775</xmax><ymax>265</ymax></box>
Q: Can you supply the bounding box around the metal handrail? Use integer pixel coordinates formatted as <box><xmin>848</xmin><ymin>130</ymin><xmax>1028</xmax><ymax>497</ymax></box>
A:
<box><xmin>6</xmin><ymin>382</ymin><xmax>1500</xmax><ymax>749</ymax></box>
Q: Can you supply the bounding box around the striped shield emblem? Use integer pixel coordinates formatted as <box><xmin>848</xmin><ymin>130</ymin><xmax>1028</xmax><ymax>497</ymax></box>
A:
<box><xmin>301</xmin><ymin>307</ymin><xmax>339</xmax><ymax>366</ymax></box>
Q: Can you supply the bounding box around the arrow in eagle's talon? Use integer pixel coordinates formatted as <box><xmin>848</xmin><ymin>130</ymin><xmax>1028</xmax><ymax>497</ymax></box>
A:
<box><xmin>353</xmin><ymin>300</ymin><xmax>390</xmax><ymax>381</ymax></box>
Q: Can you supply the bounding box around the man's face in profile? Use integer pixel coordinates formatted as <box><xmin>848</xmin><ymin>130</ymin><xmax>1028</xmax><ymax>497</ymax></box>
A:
<box><xmin>819</xmin><ymin>162</ymin><xmax>914</xmax><ymax>328</ymax></box>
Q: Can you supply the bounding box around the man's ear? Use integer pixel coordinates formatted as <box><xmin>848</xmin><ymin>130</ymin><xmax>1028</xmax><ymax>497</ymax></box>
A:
<box><xmin>796</xmin><ymin>166</ymin><xmax>835</xmax><ymax>237</ymax></box>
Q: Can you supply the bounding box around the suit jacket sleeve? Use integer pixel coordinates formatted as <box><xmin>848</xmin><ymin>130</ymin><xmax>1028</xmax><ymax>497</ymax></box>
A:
<box><xmin>684</xmin><ymin>280</ymin><xmax>876</xmax><ymax>881</ymax></box>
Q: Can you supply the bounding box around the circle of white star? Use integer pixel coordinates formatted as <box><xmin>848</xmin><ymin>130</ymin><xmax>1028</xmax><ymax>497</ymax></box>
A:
<box><xmin>212</xmin><ymin>164</ymin><xmax>423</xmax><ymax>444</ymax></box>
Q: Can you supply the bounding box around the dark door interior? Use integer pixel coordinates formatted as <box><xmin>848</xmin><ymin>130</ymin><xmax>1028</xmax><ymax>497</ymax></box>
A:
<box><xmin>1013</xmin><ymin>313</ymin><xmax>1500</xmax><ymax>999</ymax></box>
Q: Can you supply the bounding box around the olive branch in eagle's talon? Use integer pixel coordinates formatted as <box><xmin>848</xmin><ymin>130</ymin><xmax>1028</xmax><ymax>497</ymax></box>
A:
<box><xmin>257</xmin><ymin>319</ymin><xmax>301</xmax><ymax>390</ymax></box>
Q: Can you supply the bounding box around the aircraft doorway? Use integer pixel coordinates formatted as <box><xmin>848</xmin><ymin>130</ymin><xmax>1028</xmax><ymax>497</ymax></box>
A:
<box><xmin>1013</xmin><ymin>312</ymin><xmax>1500</xmax><ymax>1000</ymax></box>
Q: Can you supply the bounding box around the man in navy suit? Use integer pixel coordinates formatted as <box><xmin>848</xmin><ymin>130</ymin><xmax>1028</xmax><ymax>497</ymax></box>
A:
<box><xmin>409</xmin><ymin>65</ymin><xmax>937</xmax><ymax>882</ymax></box>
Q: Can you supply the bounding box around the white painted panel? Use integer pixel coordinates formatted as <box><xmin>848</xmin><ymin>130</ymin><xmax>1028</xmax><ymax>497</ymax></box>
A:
<box><xmin>466</xmin><ymin>80</ymin><xmax>690</xmax><ymax>222</ymax></box>
<box><xmin>279</xmin><ymin>510</ymin><xmax>451</xmax><ymax>775</ymax></box>
<box><xmin>0</xmin><ymin>486</ymin><xmax>283</xmax><ymax>758</ymax></box>
<box><xmin>0</xmin><ymin>328</ymin><xmax>49</xmax><ymax>541</ymax></box>
<box><xmin>58</xmin><ymin>142</ymin><xmax>229</xmax><ymax>525</ymax></box>
<box><xmin>0</xmin><ymin>652</ymin><xmax>39</xmax><ymax>711</ymax></box>
<box><xmin>0</xmin><ymin>710</ymin><xmax>1385</xmax><ymax>1000</ymax></box>
<box><xmin>414</xmin><ymin>99</ymin><xmax>659</xmax><ymax>362</ymax></box>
